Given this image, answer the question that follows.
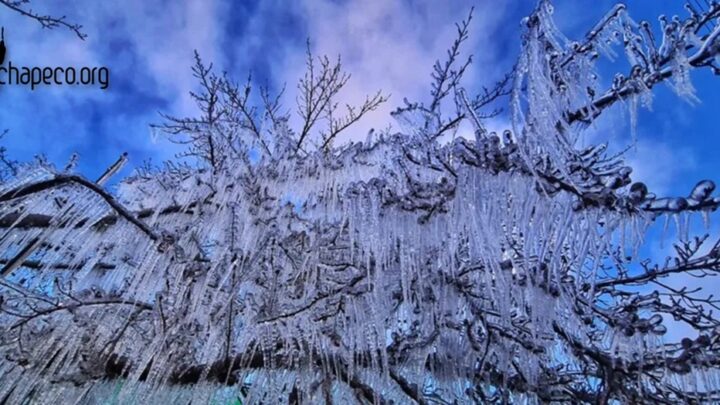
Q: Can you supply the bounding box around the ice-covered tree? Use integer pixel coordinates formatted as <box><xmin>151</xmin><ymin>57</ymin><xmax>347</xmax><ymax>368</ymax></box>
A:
<box><xmin>2</xmin><ymin>1</ymin><xmax>720</xmax><ymax>403</ymax></box>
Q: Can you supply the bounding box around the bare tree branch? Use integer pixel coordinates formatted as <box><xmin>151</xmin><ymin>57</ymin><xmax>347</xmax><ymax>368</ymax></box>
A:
<box><xmin>0</xmin><ymin>0</ymin><xmax>86</xmax><ymax>40</ymax></box>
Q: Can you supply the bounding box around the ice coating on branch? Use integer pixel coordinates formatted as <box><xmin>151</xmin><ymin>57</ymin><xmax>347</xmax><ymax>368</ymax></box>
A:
<box><xmin>1</xmin><ymin>1</ymin><xmax>720</xmax><ymax>404</ymax></box>
<box><xmin>690</xmin><ymin>180</ymin><xmax>715</xmax><ymax>202</ymax></box>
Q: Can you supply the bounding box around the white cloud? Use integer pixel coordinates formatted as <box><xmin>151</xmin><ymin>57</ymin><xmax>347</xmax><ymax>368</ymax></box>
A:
<box><xmin>0</xmin><ymin>0</ymin><xmax>233</xmax><ymax>169</ymax></box>
<box><xmin>262</xmin><ymin>0</ymin><xmax>513</xmax><ymax>143</ymax></box>
<box><xmin>626</xmin><ymin>138</ymin><xmax>697</xmax><ymax>197</ymax></box>
<box><xmin>2</xmin><ymin>0</ymin><xmax>516</xmax><ymax>152</ymax></box>
<box><xmin>85</xmin><ymin>0</ymin><xmax>230</xmax><ymax>116</ymax></box>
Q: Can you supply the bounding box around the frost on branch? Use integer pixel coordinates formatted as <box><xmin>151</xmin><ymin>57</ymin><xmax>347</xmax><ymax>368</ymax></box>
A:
<box><xmin>2</xmin><ymin>1</ymin><xmax>720</xmax><ymax>404</ymax></box>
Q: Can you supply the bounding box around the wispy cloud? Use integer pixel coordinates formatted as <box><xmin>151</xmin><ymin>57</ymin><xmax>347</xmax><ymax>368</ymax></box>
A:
<box><xmin>0</xmin><ymin>0</ymin><xmax>232</xmax><ymax>174</ymax></box>
<box><xmin>283</xmin><ymin>0</ymin><xmax>513</xmax><ymax>141</ymax></box>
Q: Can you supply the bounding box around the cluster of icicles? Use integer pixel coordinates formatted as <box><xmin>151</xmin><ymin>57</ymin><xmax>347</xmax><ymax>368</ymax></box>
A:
<box><xmin>0</xmin><ymin>147</ymin><xmax>654</xmax><ymax>404</ymax></box>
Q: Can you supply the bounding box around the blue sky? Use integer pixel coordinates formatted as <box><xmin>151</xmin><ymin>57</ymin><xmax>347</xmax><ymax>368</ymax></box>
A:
<box><xmin>0</xmin><ymin>0</ymin><xmax>718</xmax><ymax>340</ymax></box>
